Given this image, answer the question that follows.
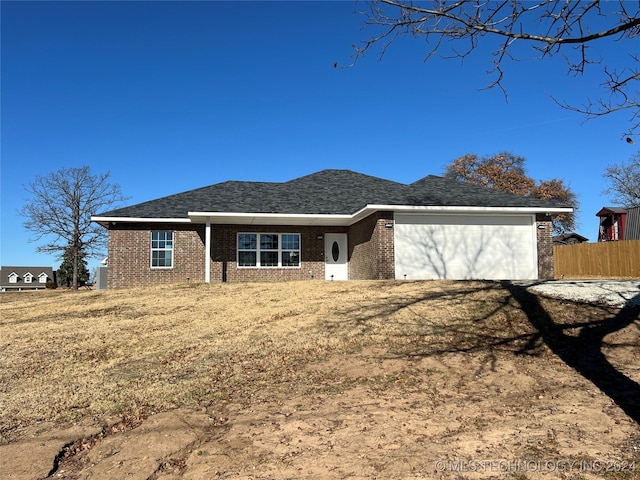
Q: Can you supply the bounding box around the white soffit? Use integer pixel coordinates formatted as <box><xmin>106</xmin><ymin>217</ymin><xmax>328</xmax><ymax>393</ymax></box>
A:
<box><xmin>189</xmin><ymin>205</ymin><xmax>572</xmax><ymax>226</ymax></box>
<box><xmin>187</xmin><ymin>212</ymin><xmax>353</xmax><ymax>226</ymax></box>
<box><xmin>90</xmin><ymin>216</ymin><xmax>191</xmax><ymax>227</ymax></box>
<box><xmin>93</xmin><ymin>204</ymin><xmax>572</xmax><ymax>228</ymax></box>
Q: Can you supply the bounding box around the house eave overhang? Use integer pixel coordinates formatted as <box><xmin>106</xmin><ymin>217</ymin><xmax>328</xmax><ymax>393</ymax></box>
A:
<box><xmin>92</xmin><ymin>204</ymin><xmax>573</xmax><ymax>229</ymax></box>
<box><xmin>188</xmin><ymin>205</ymin><xmax>573</xmax><ymax>226</ymax></box>
<box><xmin>596</xmin><ymin>207</ymin><xmax>627</xmax><ymax>217</ymax></box>
<box><xmin>187</xmin><ymin>212</ymin><xmax>354</xmax><ymax>226</ymax></box>
<box><xmin>90</xmin><ymin>216</ymin><xmax>192</xmax><ymax>228</ymax></box>
<box><xmin>367</xmin><ymin>205</ymin><xmax>574</xmax><ymax>215</ymax></box>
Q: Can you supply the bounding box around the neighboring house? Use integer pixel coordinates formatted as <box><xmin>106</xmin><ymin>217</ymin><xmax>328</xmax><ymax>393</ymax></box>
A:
<box><xmin>91</xmin><ymin>169</ymin><xmax>573</xmax><ymax>288</ymax></box>
<box><xmin>552</xmin><ymin>232</ymin><xmax>589</xmax><ymax>245</ymax></box>
<box><xmin>0</xmin><ymin>266</ymin><xmax>54</xmax><ymax>292</ymax></box>
<box><xmin>596</xmin><ymin>207</ymin><xmax>628</xmax><ymax>241</ymax></box>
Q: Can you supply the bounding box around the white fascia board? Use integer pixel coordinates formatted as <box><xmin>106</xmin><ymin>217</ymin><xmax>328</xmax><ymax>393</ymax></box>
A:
<box><xmin>91</xmin><ymin>216</ymin><xmax>191</xmax><ymax>226</ymax></box>
<box><xmin>94</xmin><ymin>204</ymin><xmax>573</xmax><ymax>229</ymax></box>
<box><xmin>188</xmin><ymin>212</ymin><xmax>354</xmax><ymax>226</ymax></box>
<box><xmin>362</xmin><ymin>205</ymin><xmax>574</xmax><ymax>215</ymax></box>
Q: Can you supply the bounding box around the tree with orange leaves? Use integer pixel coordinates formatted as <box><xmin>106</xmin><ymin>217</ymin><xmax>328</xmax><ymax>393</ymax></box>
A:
<box><xmin>445</xmin><ymin>152</ymin><xmax>578</xmax><ymax>234</ymax></box>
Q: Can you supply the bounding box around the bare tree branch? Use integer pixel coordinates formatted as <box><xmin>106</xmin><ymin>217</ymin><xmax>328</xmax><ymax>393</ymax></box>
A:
<box><xmin>20</xmin><ymin>166</ymin><xmax>129</xmax><ymax>290</ymax></box>
<box><xmin>350</xmin><ymin>0</ymin><xmax>640</xmax><ymax>138</ymax></box>
<box><xmin>552</xmin><ymin>58</ymin><xmax>640</xmax><ymax>138</ymax></box>
<box><xmin>603</xmin><ymin>150</ymin><xmax>640</xmax><ymax>207</ymax></box>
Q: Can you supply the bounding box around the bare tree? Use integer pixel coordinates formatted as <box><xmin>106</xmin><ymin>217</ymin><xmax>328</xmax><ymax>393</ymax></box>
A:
<box><xmin>445</xmin><ymin>152</ymin><xmax>578</xmax><ymax>234</ymax></box>
<box><xmin>603</xmin><ymin>150</ymin><xmax>640</xmax><ymax>207</ymax></box>
<box><xmin>351</xmin><ymin>0</ymin><xmax>640</xmax><ymax>139</ymax></box>
<box><xmin>21</xmin><ymin>166</ymin><xmax>128</xmax><ymax>290</ymax></box>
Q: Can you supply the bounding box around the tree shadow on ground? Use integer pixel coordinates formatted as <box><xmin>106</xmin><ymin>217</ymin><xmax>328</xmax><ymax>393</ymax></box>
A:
<box><xmin>322</xmin><ymin>280</ymin><xmax>640</xmax><ymax>424</ymax></box>
<box><xmin>502</xmin><ymin>281</ymin><xmax>640</xmax><ymax>424</ymax></box>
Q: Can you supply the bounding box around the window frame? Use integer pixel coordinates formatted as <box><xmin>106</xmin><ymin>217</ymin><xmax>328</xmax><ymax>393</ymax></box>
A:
<box><xmin>150</xmin><ymin>231</ymin><xmax>174</xmax><ymax>269</ymax></box>
<box><xmin>24</xmin><ymin>273</ymin><xmax>33</xmax><ymax>284</ymax></box>
<box><xmin>237</xmin><ymin>232</ymin><xmax>301</xmax><ymax>268</ymax></box>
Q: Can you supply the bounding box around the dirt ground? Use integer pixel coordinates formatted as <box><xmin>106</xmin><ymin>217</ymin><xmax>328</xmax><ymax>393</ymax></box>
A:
<box><xmin>1</xmin><ymin>280</ymin><xmax>638</xmax><ymax>479</ymax></box>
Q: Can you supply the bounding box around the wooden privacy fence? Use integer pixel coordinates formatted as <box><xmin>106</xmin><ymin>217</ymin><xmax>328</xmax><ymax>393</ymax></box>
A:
<box><xmin>553</xmin><ymin>240</ymin><xmax>640</xmax><ymax>278</ymax></box>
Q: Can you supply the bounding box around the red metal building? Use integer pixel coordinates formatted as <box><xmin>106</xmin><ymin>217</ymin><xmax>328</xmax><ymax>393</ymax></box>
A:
<box><xmin>596</xmin><ymin>207</ymin><xmax>628</xmax><ymax>241</ymax></box>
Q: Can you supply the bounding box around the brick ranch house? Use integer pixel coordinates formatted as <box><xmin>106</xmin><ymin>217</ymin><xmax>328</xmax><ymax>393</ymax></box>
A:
<box><xmin>91</xmin><ymin>169</ymin><xmax>573</xmax><ymax>288</ymax></box>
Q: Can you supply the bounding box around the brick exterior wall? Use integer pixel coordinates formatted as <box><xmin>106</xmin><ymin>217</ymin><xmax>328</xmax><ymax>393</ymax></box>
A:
<box><xmin>106</xmin><ymin>212</ymin><xmax>553</xmax><ymax>287</ymax></box>
<box><xmin>106</xmin><ymin>213</ymin><xmax>397</xmax><ymax>287</ymax></box>
<box><xmin>536</xmin><ymin>213</ymin><xmax>554</xmax><ymax>279</ymax></box>
<box><xmin>349</xmin><ymin>211</ymin><xmax>395</xmax><ymax>280</ymax></box>
<box><xmin>209</xmin><ymin>225</ymin><xmax>347</xmax><ymax>282</ymax></box>
<box><xmin>107</xmin><ymin>223</ymin><xmax>206</xmax><ymax>289</ymax></box>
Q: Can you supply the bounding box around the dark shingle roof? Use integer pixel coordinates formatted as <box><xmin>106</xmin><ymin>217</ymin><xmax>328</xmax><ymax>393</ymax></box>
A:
<box><xmin>552</xmin><ymin>233</ymin><xmax>589</xmax><ymax>244</ymax></box>
<box><xmin>408</xmin><ymin>175</ymin><xmax>566</xmax><ymax>208</ymax></box>
<box><xmin>1</xmin><ymin>266</ymin><xmax>54</xmax><ymax>277</ymax></box>
<box><xmin>596</xmin><ymin>206</ymin><xmax>628</xmax><ymax>215</ymax></box>
<box><xmin>96</xmin><ymin>169</ymin><xmax>569</xmax><ymax>219</ymax></box>
<box><xmin>1</xmin><ymin>266</ymin><xmax>54</xmax><ymax>288</ymax></box>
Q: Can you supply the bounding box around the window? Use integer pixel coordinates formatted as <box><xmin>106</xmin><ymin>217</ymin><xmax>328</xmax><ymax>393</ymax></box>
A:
<box><xmin>24</xmin><ymin>273</ymin><xmax>33</xmax><ymax>284</ymax></box>
<box><xmin>151</xmin><ymin>231</ymin><xmax>173</xmax><ymax>268</ymax></box>
<box><xmin>281</xmin><ymin>234</ymin><xmax>300</xmax><ymax>266</ymax></box>
<box><xmin>260</xmin><ymin>234</ymin><xmax>278</xmax><ymax>266</ymax></box>
<box><xmin>238</xmin><ymin>233</ymin><xmax>257</xmax><ymax>267</ymax></box>
<box><xmin>38</xmin><ymin>273</ymin><xmax>48</xmax><ymax>283</ymax></box>
<box><xmin>237</xmin><ymin>233</ymin><xmax>300</xmax><ymax>268</ymax></box>
<box><xmin>8</xmin><ymin>273</ymin><xmax>17</xmax><ymax>284</ymax></box>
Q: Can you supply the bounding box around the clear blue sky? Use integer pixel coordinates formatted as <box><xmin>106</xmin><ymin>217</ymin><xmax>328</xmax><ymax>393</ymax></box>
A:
<box><xmin>2</xmin><ymin>1</ymin><xmax>637</xmax><ymax>275</ymax></box>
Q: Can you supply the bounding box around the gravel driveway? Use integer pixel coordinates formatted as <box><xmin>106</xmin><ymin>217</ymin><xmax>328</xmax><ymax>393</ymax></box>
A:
<box><xmin>521</xmin><ymin>280</ymin><xmax>640</xmax><ymax>308</ymax></box>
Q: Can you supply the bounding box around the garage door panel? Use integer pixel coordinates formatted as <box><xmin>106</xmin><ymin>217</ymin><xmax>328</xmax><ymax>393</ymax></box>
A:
<box><xmin>394</xmin><ymin>214</ymin><xmax>536</xmax><ymax>280</ymax></box>
<box><xmin>397</xmin><ymin>214</ymin><xmax>533</xmax><ymax>227</ymax></box>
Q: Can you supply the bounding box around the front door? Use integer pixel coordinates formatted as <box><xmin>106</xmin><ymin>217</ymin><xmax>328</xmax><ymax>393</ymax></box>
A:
<box><xmin>325</xmin><ymin>233</ymin><xmax>348</xmax><ymax>280</ymax></box>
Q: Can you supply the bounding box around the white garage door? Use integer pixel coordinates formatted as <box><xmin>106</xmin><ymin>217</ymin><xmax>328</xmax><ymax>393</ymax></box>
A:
<box><xmin>394</xmin><ymin>214</ymin><xmax>537</xmax><ymax>280</ymax></box>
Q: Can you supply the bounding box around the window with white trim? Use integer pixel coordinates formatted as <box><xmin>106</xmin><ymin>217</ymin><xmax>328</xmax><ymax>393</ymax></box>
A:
<box><xmin>151</xmin><ymin>231</ymin><xmax>174</xmax><ymax>268</ymax></box>
<box><xmin>238</xmin><ymin>233</ymin><xmax>300</xmax><ymax>268</ymax></box>
<box><xmin>8</xmin><ymin>273</ymin><xmax>18</xmax><ymax>284</ymax></box>
<box><xmin>24</xmin><ymin>273</ymin><xmax>33</xmax><ymax>283</ymax></box>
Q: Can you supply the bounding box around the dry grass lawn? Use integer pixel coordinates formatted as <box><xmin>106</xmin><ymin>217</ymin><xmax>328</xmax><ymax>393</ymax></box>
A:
<box><xmin>0</xmin><ymin>280</ymin><xmax>638</xmax><ymax>479</ymax></box>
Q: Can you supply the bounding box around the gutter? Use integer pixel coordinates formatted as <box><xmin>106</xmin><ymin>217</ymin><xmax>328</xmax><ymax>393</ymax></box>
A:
<box><xmin>93</xmin><ymin>204</ymin><xmax>573</xmax><ymax>228</ymax></box>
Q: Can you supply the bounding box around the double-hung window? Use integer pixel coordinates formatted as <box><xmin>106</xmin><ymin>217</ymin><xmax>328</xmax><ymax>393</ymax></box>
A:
<box><xmin>151</xmin><ymin>231</ymin><xmax>173</xmax><ymax>268</ymax></box>
<box><xmin>238</xmin><ymin>233</ymin><xmax>257</xmax><ymax>267</ymax></box>
<box><xmin>281</xmin><ymin>234</ymin><xmax>300</xmax><ymax>266</ymax></box>
<box><xmin>238</xmin><ymin>233</ymin><xmax>300</xmax><ymax>268</ymax></box>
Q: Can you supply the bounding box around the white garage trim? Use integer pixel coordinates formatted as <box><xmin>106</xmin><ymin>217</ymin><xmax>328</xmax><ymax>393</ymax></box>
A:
<box><xmin>394</xmin><ymin>213</ymin><xmax>538</xmax><ymax>280</ymax></box>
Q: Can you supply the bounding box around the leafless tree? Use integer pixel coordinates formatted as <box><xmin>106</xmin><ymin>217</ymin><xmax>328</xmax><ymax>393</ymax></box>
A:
<box><xmin>351</xmin><ymin>0</ymin><xmax>640</xmax><ymax>139</ymax></box>
<box><xmin>21</xmin><ymin>166</ymin><xmax>128</xmax><ymax>290</ymax></box>
<box><xmin>603</xmin><ymin>150</ymin><xmax>640</xmax><ymax>207</ymax></box>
